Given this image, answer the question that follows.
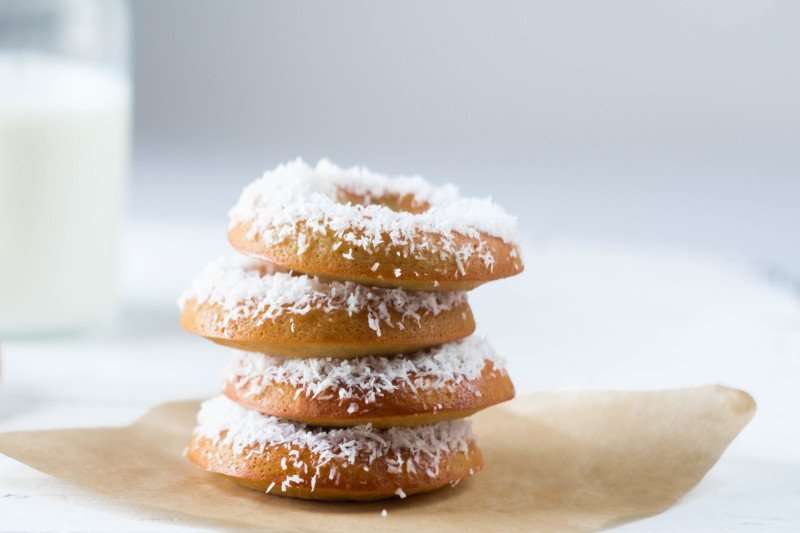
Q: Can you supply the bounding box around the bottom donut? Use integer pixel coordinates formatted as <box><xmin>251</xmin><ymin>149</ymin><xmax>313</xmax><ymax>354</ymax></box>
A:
<box><xmin>186</xmin><ymin>395</ymin><xmax>483</xmax><ymax>501</ymax></box>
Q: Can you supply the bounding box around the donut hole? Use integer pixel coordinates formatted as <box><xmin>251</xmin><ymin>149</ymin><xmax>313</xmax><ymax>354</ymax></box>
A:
<box><xmin>335</xmin><ymin>189</ymin><xmax>431</xmax><ymax>214</ymax></box>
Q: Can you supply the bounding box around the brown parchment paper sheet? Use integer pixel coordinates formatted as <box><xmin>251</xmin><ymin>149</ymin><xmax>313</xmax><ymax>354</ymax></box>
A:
<box><xmin>0</xmin><ymin>385</ymin><xmax>754</xmax><ymax>532</ymax></box>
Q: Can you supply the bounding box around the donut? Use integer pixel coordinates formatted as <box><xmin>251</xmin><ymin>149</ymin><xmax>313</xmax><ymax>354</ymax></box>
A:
<box><xmin>222</xmin><ymin>337</ymin><xmax>514</xmax><ymax>428</ymax></box>
<box><xmin>186</xmin><ymin>396</ymin><xmax>482</xmax><ymax>501</ymax></box>
<box><xmin>178</xmin><ymin>256</ymin><xmax>475</xmax><ymax>358</ymax></box>
<box><xmin>228</xmin><ymin>159</ymin><xmax>523</xmax><ymax>291</ymax></box>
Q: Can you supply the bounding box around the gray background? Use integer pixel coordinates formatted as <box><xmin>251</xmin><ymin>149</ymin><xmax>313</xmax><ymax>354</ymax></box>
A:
<box><xmin>129</xmin><ymin>0</ymin><xmax>800</xmax><ymax>280</ymax></box>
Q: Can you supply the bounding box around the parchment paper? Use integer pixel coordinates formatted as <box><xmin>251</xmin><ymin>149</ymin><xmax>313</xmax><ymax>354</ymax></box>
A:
<box><xmin>0</xmin><ymin>385</ymin><xmax>754</xmax><ymax>532</ymax></box>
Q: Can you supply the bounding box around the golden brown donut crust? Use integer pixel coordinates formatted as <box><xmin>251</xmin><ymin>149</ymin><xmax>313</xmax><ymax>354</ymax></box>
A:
<box><xmin>180</xmin><ymin>297</ymin><xmax>475</xmax><ymax>359</ymax></box>
<box><xmin>224</xmin><ymin>361</ymin><xmax>514</xmax><ymax>427</ymax></box>
<box><xmin>229</xmin><ymin>222</ymin><xmax>523</xmax><ymax>291</ymax></box>
<box><xmin>186</xmin><ymin>433</ymin><xmax>483</xmax><ymax>501</ymax></box>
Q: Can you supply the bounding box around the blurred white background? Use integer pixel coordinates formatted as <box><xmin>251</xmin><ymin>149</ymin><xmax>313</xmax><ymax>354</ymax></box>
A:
<box><xmin>131</xmin><ymin>0</ymin><xmax>800</xmax><ymax>280</ymax></box>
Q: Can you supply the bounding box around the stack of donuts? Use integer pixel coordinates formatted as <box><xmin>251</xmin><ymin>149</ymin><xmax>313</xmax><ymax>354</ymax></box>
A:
<box><xmin>179</xmin><ymin>159</ymin><xmax>523</xmax><ymax>500</ymax></box>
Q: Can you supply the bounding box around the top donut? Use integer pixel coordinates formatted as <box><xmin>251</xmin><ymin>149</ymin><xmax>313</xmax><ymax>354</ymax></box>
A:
<box><xmin>228</xmin><ymin>159</ymin><xmax>524</xmax><ymax>291</ymax></box>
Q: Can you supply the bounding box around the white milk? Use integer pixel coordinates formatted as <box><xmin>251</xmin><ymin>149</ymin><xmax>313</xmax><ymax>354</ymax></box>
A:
<box><xmin>0</xmin><ymin>54</ymin><xmax>131</xmax><ymax>335</ymax></box>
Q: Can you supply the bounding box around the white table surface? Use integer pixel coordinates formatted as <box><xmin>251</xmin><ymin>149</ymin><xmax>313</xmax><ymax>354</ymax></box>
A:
<box><xmin>1</xmin><ymin>220</ymin><xmax>798</xmax><ymax>532</ymax></box>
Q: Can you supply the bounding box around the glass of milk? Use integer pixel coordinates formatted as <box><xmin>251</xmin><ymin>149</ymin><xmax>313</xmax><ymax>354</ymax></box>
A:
<box><xmin>0</xmin><ymin>0</ymin><xmax>131</xmax><ymax>335</ymax></box>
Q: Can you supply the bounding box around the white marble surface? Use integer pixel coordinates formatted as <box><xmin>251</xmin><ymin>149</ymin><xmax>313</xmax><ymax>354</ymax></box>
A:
<box><xmin>1</xmin><ymin>220</ymin><xmax>798</xmax><ymax>531</ymax></box>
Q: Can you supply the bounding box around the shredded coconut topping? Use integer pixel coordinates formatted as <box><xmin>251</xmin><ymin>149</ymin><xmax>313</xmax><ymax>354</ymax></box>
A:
<box><xmin>178</xmin><ymin>255</ymin><xmax>467</xmax><ymax>336</ymax></box>
<box><xmin>228</xmin><ymin>159</ymin><xmax>520</xmax><ymax>272</ymax></box>
<box><xmin>195</xmin><ymin>396</ymin><xmax>475</xmax><ymax>475</ymax></box>
<box><xmin>225</xmin><ymin>336</ymin><xmax>505</xmax><ymax>404</ymax></box>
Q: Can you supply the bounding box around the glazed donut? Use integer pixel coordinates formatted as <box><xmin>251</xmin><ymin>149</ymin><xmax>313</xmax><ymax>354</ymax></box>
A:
<box><xmin>178</xmin><ymin>256</ymin><xmax>474</xmax><ymax>358</ymax></box>
<box><xmin>222</xmin><ymin>337</ymin><xmax>514</xmax><ymax>428</ymax></box>
<box><xmin>186</xmin><ymin>396</ymin><xmax>482</xmax><ymax>501</ymax></box>
<box><xmin>228</xmin><ymin>159</ymin><xmax>523</xmax><ymax>291</ymax></box>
